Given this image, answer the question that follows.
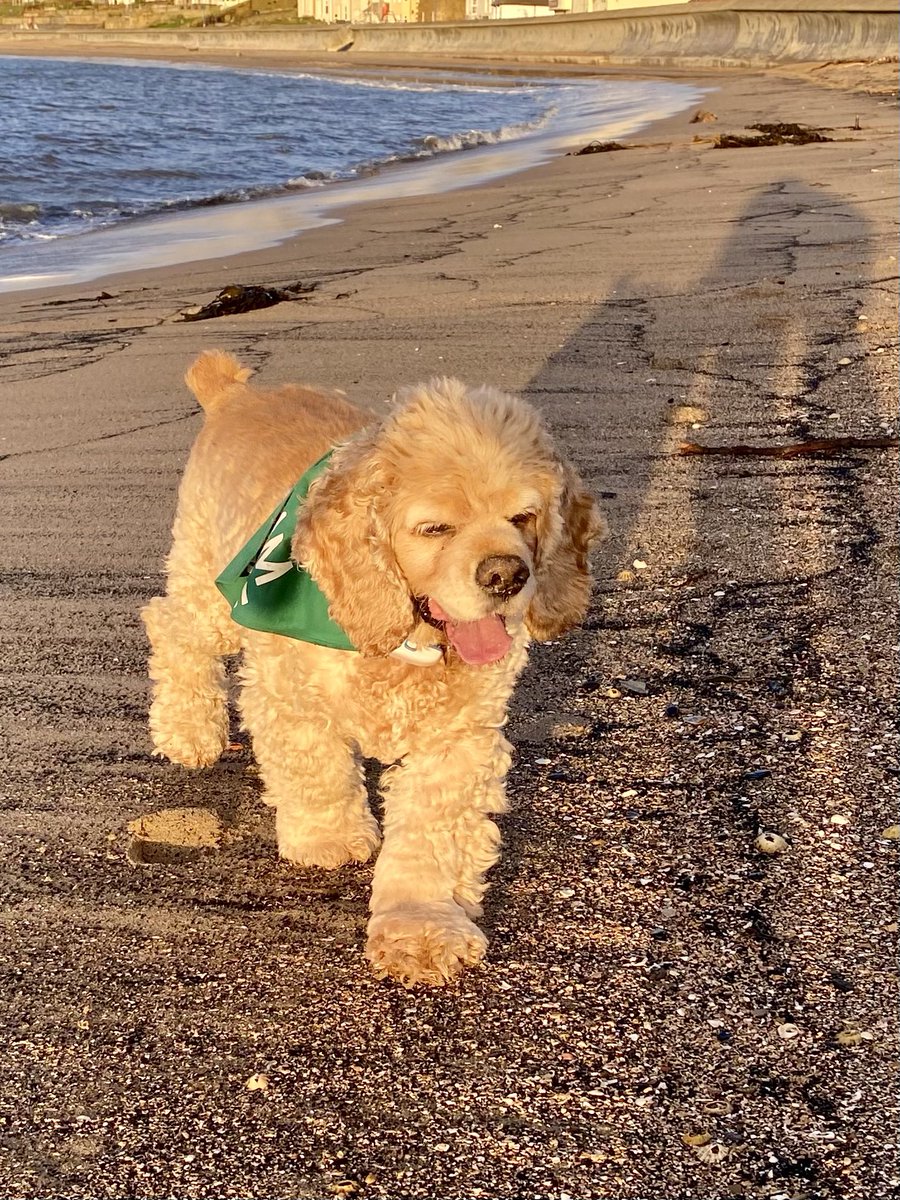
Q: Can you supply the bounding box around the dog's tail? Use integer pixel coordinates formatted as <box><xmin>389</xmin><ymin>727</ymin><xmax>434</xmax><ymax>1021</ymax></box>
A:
<box><xmin>185</xmin><ymin>350</ymin><xmax>253</xmax><ymax>413</ymax></box>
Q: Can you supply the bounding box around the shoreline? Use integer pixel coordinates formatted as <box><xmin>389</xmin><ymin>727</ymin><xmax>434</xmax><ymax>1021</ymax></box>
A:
<box><xmin>0</xmin><ymin>55</ymin><xmax>706</xmax><ymax>296</ymax></box>
<box><xmin>1</xmin><ymin>38</ymin><xmax>895</xmax><ymax>301</ymax></box>
<box><xmin>0</xmin><ymin>56</ymin><xmax>896</xmax><ymax>1198</ymax></box>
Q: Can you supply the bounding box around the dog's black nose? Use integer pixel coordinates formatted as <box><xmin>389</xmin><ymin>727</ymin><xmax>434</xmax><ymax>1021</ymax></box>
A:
<box><xmin>476</xmin><ymin>555</ymin><xmax>530</xmax><ymax>598</ymax></box>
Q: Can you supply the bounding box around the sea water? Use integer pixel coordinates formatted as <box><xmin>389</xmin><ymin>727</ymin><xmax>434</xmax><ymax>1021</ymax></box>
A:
<box><xmin>0</xmin><ymin>55</ymin><xmax>703</xmax><ymax>291</ymax></box>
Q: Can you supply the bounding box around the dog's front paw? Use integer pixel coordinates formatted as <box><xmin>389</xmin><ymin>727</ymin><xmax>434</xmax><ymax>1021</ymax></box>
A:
<box><xmin>276</xmin><ymin>810</ymin><xmax>381</xmax><ymax>869</ymax></box>
<box><xmin>366</xmin><ymin>902</ymin><xmax>488</xmax><ymax>987</ymax></box>
<box><xmin>150</xmin><ymin>727</ymin><xmax>226</xmax><ymax>770</ymax></box>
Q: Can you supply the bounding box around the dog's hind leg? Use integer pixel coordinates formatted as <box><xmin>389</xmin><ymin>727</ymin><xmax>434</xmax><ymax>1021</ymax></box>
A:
<box><xmin>239</xmin><ymin>640</ymin><xmax>381</xmax><ymax>869</ymax></box>
<box><xmin>142</xmin><ymin>585</ymin><xmax>239</xmax><ymax>769</ymax></box>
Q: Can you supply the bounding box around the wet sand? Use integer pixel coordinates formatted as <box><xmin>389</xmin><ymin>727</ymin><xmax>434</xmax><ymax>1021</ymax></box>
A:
<box><xmin>0</xmin><ymin>55</ymin><xmax>897</xmax><ymax>1200</ymax></box>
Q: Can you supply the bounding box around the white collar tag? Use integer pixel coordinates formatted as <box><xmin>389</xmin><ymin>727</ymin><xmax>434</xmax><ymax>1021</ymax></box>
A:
<box><xmin>389</xmin><ymin>639</ymin><xmax>444</xmax><ymax>667</ymax></box>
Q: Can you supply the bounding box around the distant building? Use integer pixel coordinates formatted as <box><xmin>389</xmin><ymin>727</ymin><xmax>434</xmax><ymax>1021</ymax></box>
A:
<box><xmin>489</xmin><ymin>0</ymin><xmax>689</xmax><ymax>14</ymax></box>
<box><xmin>297</xmin><ymin>0</ymin><xmax>421</xmax><ymax>19</ymax></box>
<box><xmin>297</xmin><ymin>0</ymin><xmax>689</xmax><ymax>19</ymax></box>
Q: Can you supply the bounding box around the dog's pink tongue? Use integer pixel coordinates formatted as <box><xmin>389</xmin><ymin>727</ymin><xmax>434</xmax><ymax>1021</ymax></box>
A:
<box><xmin>428</xmin><ymin>600</ymin><xmax>512</xmax><ymax>666</ymax></box>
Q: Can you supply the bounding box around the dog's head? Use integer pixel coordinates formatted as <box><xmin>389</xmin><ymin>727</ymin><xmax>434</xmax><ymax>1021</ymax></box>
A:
<box><xmin>293</xmin><ymin>378</ymin><xmax>603</xmax><ymax>664</ymax></box>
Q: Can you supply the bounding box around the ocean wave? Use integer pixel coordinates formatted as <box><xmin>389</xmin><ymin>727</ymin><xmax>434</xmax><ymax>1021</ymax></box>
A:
<box><xmin>0</xmin><ymin>112</ymin><xmax>551</xmax><ymax>248</ymax></box>
<box><xmin>416</xmin><ymin>109</ymin><xmax>555</xmax><ymax>155</ymax></box>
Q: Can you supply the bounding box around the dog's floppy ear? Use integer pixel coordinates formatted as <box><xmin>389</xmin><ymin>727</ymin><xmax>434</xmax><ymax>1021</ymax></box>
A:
<box><xmin>292</xmin><ymin>435</ymin><xmax>414</xmax><ymax>656</ymax></box>
<box><xmin>526</xmin><ymin>464</ymin><xmax>604</xmax><ymax>642</ymax></box>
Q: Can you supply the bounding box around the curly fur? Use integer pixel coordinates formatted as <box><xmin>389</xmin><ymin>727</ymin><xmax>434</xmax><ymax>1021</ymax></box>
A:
<box><xmin>143</xmin><ymin>351</ymin><xmax>602</xmax><ymax>986</ymax></box>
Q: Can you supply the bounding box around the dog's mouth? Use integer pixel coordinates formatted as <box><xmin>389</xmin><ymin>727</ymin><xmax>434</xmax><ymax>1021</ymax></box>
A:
<box><xmin>422</xmin><ymin>597</ymin><xmax>512</xmax><ymax>667</ymax></box>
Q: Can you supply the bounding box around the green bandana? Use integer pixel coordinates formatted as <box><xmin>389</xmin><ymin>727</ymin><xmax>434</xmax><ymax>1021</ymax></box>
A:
<box><xmin>215</xmin><ymin>451</ymin><xmax>356</xmax><ymax>652</ymax></box>
<box><xmin>215</xmin><ymin>451</ymin><xmax>444</xmax><ymax>666</ymax></box>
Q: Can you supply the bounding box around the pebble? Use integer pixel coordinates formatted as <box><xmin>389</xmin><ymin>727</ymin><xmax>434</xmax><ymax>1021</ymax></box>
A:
<box><xmin>620</xmin><ymin>679</ymin><xmax>648</xmax><ymax>696</ymax></box>
<box><xmin>838</xmin><ymin>356</ymin><xmax>852</xmax><ymax>365</ymax></box>
<box><xmin>776</xmin><ymin>1022</ymin><xmax>801</xmax><ymax>1040</ymax></box>
<box><xmin>755</xmin><ymin>831</ymin><xmax>789</xmax><ymax>855</ymax></box>
<box><xmin>633</xmin><ymin>559</ymin><xmax>649</xmax><ymax>570</ymax></box>
<box><xmin>782</xmin><ymin>732</ymin><xmax>803</xmax><ymax>744</ymax></box>
<box><xmin>245</xmin><ymin>1073</ymin><xmax>269</xmax><ymax>1091</ymax></box>
<box><xmin>828</xmin><ymin>814</ymin><xmax>851</xmax><ymax>826</ymax></box>
<box><xmin>835</xmin><ymin>1029</ymin><xmax>864</xmax><ymax>1046</ymax></box>
<box><xmin>881</xmin><ymin>825</ymin><xmax>899</xmax><ymax>840</ymax></box>
<box><xmin>743</xmin><ymin>768</ymin><xmax>771</xmax><ymax>781</ymax></box>
<box><xmin>681</xmin><ymin>1132</ymin><xmax>712</xmax><ymax>1147</ymax></box>
<box><xmin>664</xmin><ymin>703</ymin><xmax>681</xmax><ymax>719</ymax></box>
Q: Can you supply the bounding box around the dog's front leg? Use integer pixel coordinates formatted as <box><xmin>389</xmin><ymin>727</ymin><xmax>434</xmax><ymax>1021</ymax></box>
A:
<box><xmin>240</xmin><ymin>647</ymin><xmax>381</xmax><ymax>870</ymax></box>
<box><xmin>366</xmin><ymin>729</ymin><xmax>511</xmax><ymax>987</ymax></box>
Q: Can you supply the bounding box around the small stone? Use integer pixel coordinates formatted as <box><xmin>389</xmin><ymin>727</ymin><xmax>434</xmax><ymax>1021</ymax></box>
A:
<box><xmin>633</xmin><ymin>559</ymin><xmax>649</xmax><ymax>570</ymax></box>
<box><xmin>664</xmin><ymin>703</ymin><xmax>681</xmax><ymax>719</ymax></box>
<box><xmin>535</xmin><ymin>757</ymin><xmax>552</xmax><ymax>765</ymax></box>
<box><xmin>783</xmin><ymin>732</ymin><xmax>803</xmax><ymax>744</ymax></box>
<box><xmin>245</xmin><ymin>1073</ymin><xmax>269</xmax><ymax>1091</ymax></box>
<box><xmin>620</xmin><ymin>679</ymin><xmax>648</xmax><ymax>695</ymax></box>
<box><xmin>835</xmin><ymin>1029</ymin><xmax>864</xmax><ymax>1046</ymax></box>
<box><xmin>434</xmin><ymin>1143</ymin><xmax>451</xmax><ymax>1152</ymax></box>
<box><xmin>828</xmin><ymin>814</ymin><xmax>850</xmax><ymax>826</ymax></box>
<box><xmin>776</xmin><ymin>1022</ymin><xmax>801</xmax><ymax>1040</ymax></box>
<box><xmin>880</xmin><ymin>824</ymin><xmax>899</xmax><ymax>840</ymax></box>
<box><xmin>755</xmin><ymin>831</ymin><xmax>789</xmax><ymax>855</ymax></box>
<box><xmin>743</xmin><ymin>768</ymin><xmax>771</xmax><ymax>781</ymax></box>
<box><xmin>681</xmin><ymin>1132</ymin><xmax>713</xmax><ymax>1147</ymax></box>
<box><xmin>838</xmin><ymin>356</ymin><xmax>852</xmax><ymax>365</ymax></box>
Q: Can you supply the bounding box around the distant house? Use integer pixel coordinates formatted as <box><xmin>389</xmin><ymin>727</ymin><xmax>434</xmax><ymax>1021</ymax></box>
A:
<box><xmin>297</xmin><ymin>0</ymin><xmax>689</xmax><ymax>19</ymax></box>
<box><xmin>297</xmin><ymin>0</ymin><xmax>421</xmax><ymax>19</ymax></box>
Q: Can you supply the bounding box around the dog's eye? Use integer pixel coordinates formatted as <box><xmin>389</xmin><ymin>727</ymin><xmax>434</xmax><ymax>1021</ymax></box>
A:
<box><xmin>416</xmin><ymin>522</ymin><xmax>454</xmax><ymax>537</ymax></box>
<box><xmin>509</xmin><ymin>512</ymin><xmax>536</xmax><ymax>528</ymax></box>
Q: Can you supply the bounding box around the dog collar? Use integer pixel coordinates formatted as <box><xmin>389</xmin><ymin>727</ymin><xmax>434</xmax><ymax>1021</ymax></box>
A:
<box><xmin>215</xmin><ymin>451</ymin><xmax>443</xmax><ymax>666</ymax></box>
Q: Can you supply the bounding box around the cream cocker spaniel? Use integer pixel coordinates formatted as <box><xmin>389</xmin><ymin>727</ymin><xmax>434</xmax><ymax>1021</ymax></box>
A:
<box><xmin>143</xmin><ymin>351</ymin><xmax>602</xmax><ymax>986</ymax></box>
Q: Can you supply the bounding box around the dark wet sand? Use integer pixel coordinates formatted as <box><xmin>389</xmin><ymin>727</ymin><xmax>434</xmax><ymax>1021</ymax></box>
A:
<box><xmin>0</xmin><ymin>59</ymin><xmax>897</xmax><ymax>1199</ymax></box>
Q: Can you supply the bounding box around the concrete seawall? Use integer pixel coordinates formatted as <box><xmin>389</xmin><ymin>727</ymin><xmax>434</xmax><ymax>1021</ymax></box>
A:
<box><xmin>3</xmin><ymin>3</ymin><xmax>897</xmax><ymax>68</ymax></box>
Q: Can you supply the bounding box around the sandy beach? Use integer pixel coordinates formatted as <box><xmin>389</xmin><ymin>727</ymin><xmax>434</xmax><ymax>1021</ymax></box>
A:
<box><xmin>0</xmin><ymin>42</ymin><xmax>897</xmax><ymax>1200</ymax></box>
